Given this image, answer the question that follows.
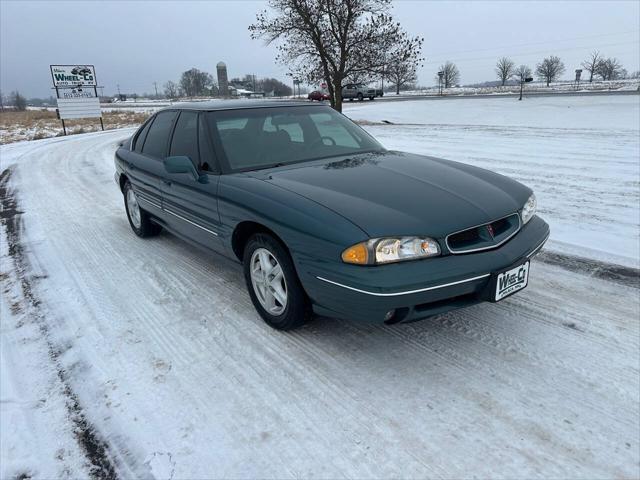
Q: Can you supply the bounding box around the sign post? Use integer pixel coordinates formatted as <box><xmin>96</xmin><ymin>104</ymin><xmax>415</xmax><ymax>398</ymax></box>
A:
<box><xmin>50</xmin><ymin>65</ymin><xmax>103</xmax><ymax>135</ymax></box>
<box><xmin>518</xmin><ymin>76</ymin><xmax>534</xmax><ymax>101</ymax></box>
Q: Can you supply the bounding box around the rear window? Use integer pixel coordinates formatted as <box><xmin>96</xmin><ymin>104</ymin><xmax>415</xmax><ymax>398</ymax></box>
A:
<box><xmin>142</xmin><ymin>111</ymin><xmax>177</xmax><ymax>158</ymax></box>
<box><xmin>133</xmin><ymin>120</ymin><xmax>152</xmax><ymax>153</ymax></box>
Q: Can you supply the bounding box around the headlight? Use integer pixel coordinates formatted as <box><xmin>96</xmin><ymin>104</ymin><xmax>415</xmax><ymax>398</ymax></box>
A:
<box><xmin>342</xmin><ymin>237</ymin><xmax>441</xmax><ymax>265</ymax></box>
<box><xmin>521</xmin><ymin>194</ymin><xmax>537</xmax><ymax>225</ymax></box>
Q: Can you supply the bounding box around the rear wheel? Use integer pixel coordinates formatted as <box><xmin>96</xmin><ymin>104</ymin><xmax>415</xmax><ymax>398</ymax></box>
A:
<box><xmin>123</xmin><ymin>181</ymin><xmax>161</xmax><ymax>238</ymax></box>
<box><xmin>243</xmin><ymin>233</ymin><xmax>312</xmax><ymax>330</ymax></box>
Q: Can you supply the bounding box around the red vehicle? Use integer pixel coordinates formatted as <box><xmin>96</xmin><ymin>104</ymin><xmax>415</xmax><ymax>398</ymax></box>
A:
<box><xmin>308</xmin><ymin>90</ymin><xmax>330</xmax><ymax>101</ymax></box>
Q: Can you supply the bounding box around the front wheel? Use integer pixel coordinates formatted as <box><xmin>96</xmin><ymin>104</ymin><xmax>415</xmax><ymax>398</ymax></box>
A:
<box><xmin>123</xmin><ymin>181</ymin><xmax>161</xmax><ymax>238</ymax></box>
<box><xmin>243</xmin><ymin>234</ymin><xmax>312</xmax><ymax>330</ymax></box>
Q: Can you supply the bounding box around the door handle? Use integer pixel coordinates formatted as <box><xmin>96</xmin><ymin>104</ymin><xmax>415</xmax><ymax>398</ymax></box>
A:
<box><xmin>162</xmin><ymin>179</ymin><xmax>172</xmax><ymax>186</ymax></box>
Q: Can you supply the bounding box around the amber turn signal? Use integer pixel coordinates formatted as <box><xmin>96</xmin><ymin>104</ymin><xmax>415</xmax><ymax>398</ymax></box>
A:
<box><xmin>341</xmin><ymin>243</ymin><xmax>369</xmax><ymax>264</ymax></box>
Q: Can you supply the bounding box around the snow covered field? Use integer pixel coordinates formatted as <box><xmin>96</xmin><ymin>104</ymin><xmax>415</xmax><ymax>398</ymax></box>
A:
<box><xmin>346</xmin><ymin>95</ymin><xmax>640</xmax><ymax>267</ymax></box>
<box><xmin>1</xmin><ymin>95</ymin><xmax>639</xmax><ymax>479</ymax></box>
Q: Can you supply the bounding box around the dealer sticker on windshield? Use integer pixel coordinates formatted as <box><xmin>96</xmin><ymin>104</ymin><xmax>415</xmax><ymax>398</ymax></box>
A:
<box><xmin>495</xmin><ymin>261</ymin><xmax>529</xmax><ymax>301</ymax></box>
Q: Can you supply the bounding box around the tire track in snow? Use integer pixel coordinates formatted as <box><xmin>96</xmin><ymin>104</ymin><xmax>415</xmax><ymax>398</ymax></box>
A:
<box><xmin>0</xmin><ymin>167</ymin><xmax>118</xmax><ymax>480</ymax></box>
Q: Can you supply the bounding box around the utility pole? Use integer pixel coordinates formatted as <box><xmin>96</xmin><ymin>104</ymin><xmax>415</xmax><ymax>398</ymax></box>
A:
<box><xmin>117</xmin><ymin>84</ymin><xmax>121</xmax><ymax>95</ymax></box>
<box><xmin>153</xmin><ymin>82</ymin><xmax>158</xmax><ymax>98</ymax></box>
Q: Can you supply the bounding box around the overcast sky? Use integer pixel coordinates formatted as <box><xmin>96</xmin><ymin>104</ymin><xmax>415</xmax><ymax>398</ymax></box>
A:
<box><xmin>1</xmin><ymin>0</ymin><xmax>638</xmax><ymax>97</ymax></box>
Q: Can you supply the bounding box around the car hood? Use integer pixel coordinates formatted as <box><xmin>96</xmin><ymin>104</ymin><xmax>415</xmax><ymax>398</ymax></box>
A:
<box><xmin>261</xmin><ymin>151</ymin><xmax>531</xmax><ymax>238</ymax></box>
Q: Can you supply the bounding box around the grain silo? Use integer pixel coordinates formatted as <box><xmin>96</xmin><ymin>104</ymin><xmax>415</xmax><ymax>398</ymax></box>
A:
<box><xmin>216</xmin><ymin>62</ymin><xmax>229</xmax><ymax>98</ymax></box>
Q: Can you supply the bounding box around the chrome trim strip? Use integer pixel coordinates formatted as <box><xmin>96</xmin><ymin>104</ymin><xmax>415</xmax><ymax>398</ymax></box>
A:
<box><xmin>315</xmin><ymin>273</ymin><xmax>491</xmax><ymax>297</ymax></box>
<box><xmin>163</xmin><ymin>208</ymin><xmax>219</xmax><ymax>236</ymax></box>
<box><xmin>446</xmin><ymin>212</ymin><xmax>521</xmax><ymax>254</ymax></box>
<box><xmin>136</xmin><ymin>194</ymin><xmax>161</xmax><ymax>210</ymax></box>
<box><xmin>162</xmin><ymin>208</ymin><xmax>218</xmax><ymax>237</ymax></box>
<box><xmin>526</xmin><ymin>233</ymin><xmax>550</xmax><ymax>259</ymax></box>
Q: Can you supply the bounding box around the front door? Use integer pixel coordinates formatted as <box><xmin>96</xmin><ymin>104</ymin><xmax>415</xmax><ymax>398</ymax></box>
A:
<box><xmin>160</xmin><ymin>110</ymin><xmax>224</xmax><ymax>253</ymax></box>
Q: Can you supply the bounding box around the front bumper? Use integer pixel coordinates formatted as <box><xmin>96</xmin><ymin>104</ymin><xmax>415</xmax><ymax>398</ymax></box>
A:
<box><xmin>299</xmin><ymin>215</ymin><xmax>550</xmax><ymax>323</ymax></box>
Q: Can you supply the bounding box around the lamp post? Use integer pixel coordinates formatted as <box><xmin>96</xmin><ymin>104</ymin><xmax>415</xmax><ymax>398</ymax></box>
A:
<box><xmin>519</xmin><ymin>76</ymin><xmax>533</xmax><ymax>101</ymax></box>
<box><xmin>437</xmin><ymin>71</ymin><xmax>444</xmax><ymax>96</ymax></box>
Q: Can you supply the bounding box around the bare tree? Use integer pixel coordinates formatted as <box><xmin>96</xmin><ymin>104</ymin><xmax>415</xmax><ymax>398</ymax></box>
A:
<box><xmin>495</xmin><ymin>57</ymin><xmax>515</xmax><ymax>86</ymax></box>
<box><xmin>535</xmin><ymin>55</ymin><xmax>565</xmax><ymax>86</ymax></box>
<box><xmin>595</xmin><ymin>57</ymin><xmax>625</xmax><ymax>81</ymax></box>
<box><xmin>514</xmin><ymin>64</ymin><xmax>532</xmax><ymax>83</ymax></box>
<box><xmin>261</xmin><ymin>77</ymin><xmax>293</xmax><ymax>96</ymax></box>
<box><xmin>436</xmin><ymin>62</ymin><xmax>459</xmax><ymax>88</ymax></box>
<box><xmin>179</xmin><ymin>68</ymin><xmax>213</xmax><ymax>97</ymax></box>
<box><xmin>384</xmin><ymin>44</ymin><xmax>421</xmax><ymax>94</ymax></box>
<box><xmin>581</xmin><ymin>51</ymin><xmax>601</xmax><ymax>83</ymax></box>
<box><xmin>164</xmin><ymin>80</ymin><xmax>179</xmax><ymax>99</ymax></box>
<box><xmin>10</xmin><ymin>91</ymin><xmax>27</xmax><ymax>111</ymax></box>
<box><xmin>249</xmin><ymin>0</ymin><xmax>423</xmax><ymax>112</ymax></box>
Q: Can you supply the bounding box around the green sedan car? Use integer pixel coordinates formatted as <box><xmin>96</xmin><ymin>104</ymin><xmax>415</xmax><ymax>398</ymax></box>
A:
<box><xmin>114</xmin><ymin>100</ymin><xmax>549</xmax><ymax>330</ymax></box>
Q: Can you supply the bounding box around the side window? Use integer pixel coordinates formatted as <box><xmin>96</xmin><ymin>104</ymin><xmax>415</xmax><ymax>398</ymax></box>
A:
<box><xmin>169</xmin><ymin>111</ymin><xmax>199</xmax><ymax>165</ymax></box>
<box><xmin>142</xmin><ymin>111</ymin><xmax>177</xmax><ymax>158</ymax></box>
<box><xmin>198</xmin><ymin>115</ymin><xmax>215</xmax><ymax>172</ymax></box>
<box><xmin>133</xmin><ymin>120</ymin><xmax>152</xmax><ymax>153</ymax></box>
<box><xmin>310</xmin><ymin>112</ymin><xmax>359</xmax><ymax>147</ymax></box>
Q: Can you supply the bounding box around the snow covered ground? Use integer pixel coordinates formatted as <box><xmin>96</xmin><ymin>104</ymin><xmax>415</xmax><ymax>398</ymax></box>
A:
<box><xmin>1</xmin><ymin>95</ymin><xmax>639</xmax><ymax>479</ymax></box>
<box><xmin>346</xmin><ymin>95</ymin><xmax>640</xmax><ymax>268</ymax></box>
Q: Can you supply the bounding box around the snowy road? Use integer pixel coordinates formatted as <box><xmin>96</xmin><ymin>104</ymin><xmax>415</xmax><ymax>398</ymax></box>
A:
<box><xmin>1</xmin><ymin>118</ymin><xmax>639</xmax><ymax>477</ymax></box>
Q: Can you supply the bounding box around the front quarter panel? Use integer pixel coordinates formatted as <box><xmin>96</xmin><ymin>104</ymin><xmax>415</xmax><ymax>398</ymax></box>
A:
<box><xmin>218</xmin><ymin>174</ymin><xmax>368</xmax><ymax>289</ymax></box>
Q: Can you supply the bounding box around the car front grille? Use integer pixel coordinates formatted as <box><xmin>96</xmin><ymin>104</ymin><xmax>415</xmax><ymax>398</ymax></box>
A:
<box><xmin>446</xmin><ymin>213</ymin><xmax>521</xmax><ymax>254</ymax></box>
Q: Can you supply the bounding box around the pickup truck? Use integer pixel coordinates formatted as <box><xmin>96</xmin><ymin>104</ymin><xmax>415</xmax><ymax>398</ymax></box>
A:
<box><xmin>342</xmin><ymin>83</ymin><xmax>383</xmax><ymax>101</ymax></box>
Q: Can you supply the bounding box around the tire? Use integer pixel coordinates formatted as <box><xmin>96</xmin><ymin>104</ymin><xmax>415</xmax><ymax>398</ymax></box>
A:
<box><xmin>357</xmin><ymin>93</ymin><xmax>363</xmax><ymax>101</ymax></box>
<box><xmin>123</xmin><ymin>181</ymin><xmax>161</xmax><ymax>238</ymax></box>
<box><xmin>369</xmin><ymin>96</ymin><xmax>374</xmax><ymax>100</ymax></box>
<box><xmin>243</xmin><ymin>233</ymin><xmax>312</xmax><ymax>331</ymax></box>
<box><xmin>349</xmin><ymin>98</ymin><xmax>354</xmax><ymax>102</ymax></box>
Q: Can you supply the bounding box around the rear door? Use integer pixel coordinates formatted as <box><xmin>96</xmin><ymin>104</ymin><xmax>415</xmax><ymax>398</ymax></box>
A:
<box><xmin>161</xmin><ymin>110</ymin><xmax>223</xmax><ymax>252</ymax></box>
<box><xmin>127</xmin><ymin>110</ymin><xmax>177</xmax><ymax>215</ymax></box>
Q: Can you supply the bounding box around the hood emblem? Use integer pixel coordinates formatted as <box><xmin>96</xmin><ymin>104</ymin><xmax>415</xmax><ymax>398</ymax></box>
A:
<box><xmin>486</xmin><ymin>224</ymin><xmax>495</xmax><ymax>238</ymax></box>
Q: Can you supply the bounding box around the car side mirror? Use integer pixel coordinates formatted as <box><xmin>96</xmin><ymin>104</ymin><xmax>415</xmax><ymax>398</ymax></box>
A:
<box><xmin>163</xmin><ymin>156</ymin><xmax>208</xmax><ymax>183</ymax></box>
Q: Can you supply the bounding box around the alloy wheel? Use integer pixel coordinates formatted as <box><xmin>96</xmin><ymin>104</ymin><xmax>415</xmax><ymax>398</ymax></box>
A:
<box><xmin>126</xmin><ymin>188</ymin><xmax>142</xmax><ymax>229</ymax></box>
<box><xmin>250</xmin><ymin>248</ymin><xmax>288</xmax><ymax>315</ymax></box>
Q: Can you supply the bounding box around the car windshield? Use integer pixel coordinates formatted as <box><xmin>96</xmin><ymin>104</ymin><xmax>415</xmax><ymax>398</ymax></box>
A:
<box><xmin>204</xmin><ymin>105</ymin><xmax>384</xmax><ymax>172</ymax></box>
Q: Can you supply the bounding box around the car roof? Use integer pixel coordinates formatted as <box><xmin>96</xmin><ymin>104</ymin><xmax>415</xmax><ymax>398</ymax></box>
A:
<box><xmin>161</xmin><ymin>99</ymin><xmax>325</xmax><ymax>112</ymax></box>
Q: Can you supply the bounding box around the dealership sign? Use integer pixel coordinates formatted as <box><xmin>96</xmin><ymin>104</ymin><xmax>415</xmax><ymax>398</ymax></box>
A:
<box><xmin>50</xmin><ymin>65</ymin><xmax>97</xmax><ymax>87</ymax></box>
<box><xmin>50</xmin><ymin>64</ymin><xmax>103</xmax><ymax>134</ymax></box>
